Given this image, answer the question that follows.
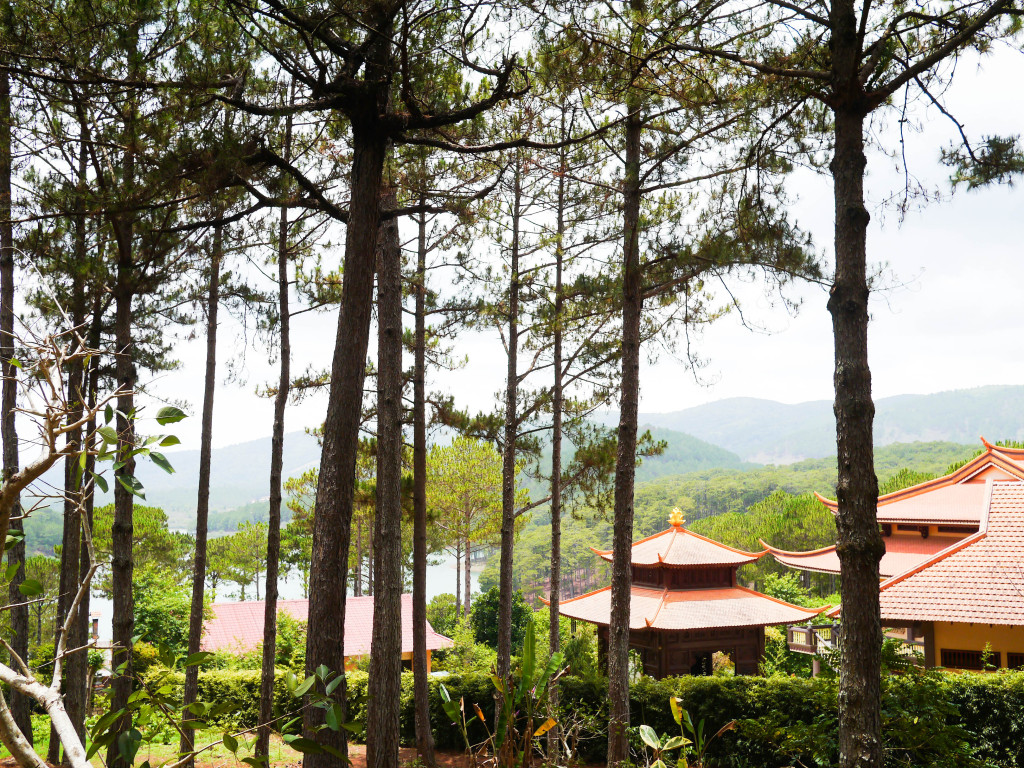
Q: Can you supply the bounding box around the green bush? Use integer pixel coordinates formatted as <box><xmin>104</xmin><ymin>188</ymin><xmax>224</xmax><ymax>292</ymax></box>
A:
<box><xmin>144</xmin><ymin>668</ymin><xmax>304</xmax><ymax>732</ymax></box>
<box><xmin>138</xmin><ymin>666</ymin><xmax>1024</xmax><ymax>766</ymax></box>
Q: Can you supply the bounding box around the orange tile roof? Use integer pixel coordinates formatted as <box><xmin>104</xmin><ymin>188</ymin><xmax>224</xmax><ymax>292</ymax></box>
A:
<box><xmin>814</xmin><ymin>440</ymin><xmax>1024</xmax><ymax>525</ymax></box>
<box><xmin>590</xmin><ymin>525</ymin><xmax>765</xmax><ymax>567</ymax></box>
<box><xmin>201</xmin><ymin>594</ymin><xmax>453</xmax><ymax>656</ymax></box>
<box><xmin>762</xmin><ymin>535</ymin><xmax>965</xmax><ymax>578</ymax></box>
<box><xmin>871</xmin><ymin>481</ymin><xmax>1024</xmax><ymax>625</ymax></box>
<box><xmin>555</xmin><ymin>584</ymin><xmax>825</xmax><ymax>631</ymax></box>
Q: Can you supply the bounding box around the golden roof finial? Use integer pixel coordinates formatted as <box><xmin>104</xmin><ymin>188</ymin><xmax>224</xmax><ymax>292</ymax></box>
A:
<box><xmin>669</xmin><ymin>507</ymin><xmax>686</xmax><ymax>528</ymax></box>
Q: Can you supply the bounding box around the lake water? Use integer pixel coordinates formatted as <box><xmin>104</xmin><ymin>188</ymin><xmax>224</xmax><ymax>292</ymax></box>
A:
<box><xmin>89</xmin><ymin>554</ymin><xmax>480</xmax><ymax>643</ymax></box>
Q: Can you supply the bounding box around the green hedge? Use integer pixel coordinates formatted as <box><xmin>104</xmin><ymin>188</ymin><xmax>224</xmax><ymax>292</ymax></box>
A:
<box><xmin>145</xmin><ymin>668</ymin><xmax>303</xmax><ymax>731</ymax></box>
<box><xmin>146</xmin><ymin>668</ymin><xmax>1024</xmax><ymax>767</ymax></box>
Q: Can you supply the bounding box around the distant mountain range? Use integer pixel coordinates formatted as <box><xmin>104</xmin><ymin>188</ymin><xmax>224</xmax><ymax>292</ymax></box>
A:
<box><xmin>85</xmin><ymin>430</ymin><xmax>323</xmax><ymax>529</ymax></box>
<box><xmin>53</xmin><ymin>384</ymin><xmax>1022</xmax><ymax>531</ymax></box>
<box><xmin>633</xmin><ymin>385</ymin><xmax>1024</xmax><ymax>463</ymax></box>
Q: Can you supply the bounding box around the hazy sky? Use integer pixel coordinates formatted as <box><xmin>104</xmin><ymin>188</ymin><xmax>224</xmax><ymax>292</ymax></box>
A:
<box><xmin>148</xmin><ymin>48</ymin><xmax>1024</xmax><ymax>451</ymax></box>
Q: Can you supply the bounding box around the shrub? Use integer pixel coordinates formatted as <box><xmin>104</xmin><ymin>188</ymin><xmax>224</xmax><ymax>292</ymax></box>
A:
<box><xmin>143</xmin><ymin>668</ymin><xmax>303</xmax><ymax>732</ymax></box>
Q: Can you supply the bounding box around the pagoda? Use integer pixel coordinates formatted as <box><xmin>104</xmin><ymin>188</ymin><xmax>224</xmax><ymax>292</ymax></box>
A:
<box><xmin>552</xmin><ymin>509</ymin><xmax>826</xmax><ymax>676</ymax></box>
<box><xmin>760</xmin><ymin>440</ymin><xmax>1021</xmax><ymax>580</ymax></box>
<box><xmin>773</xmin><ymin>440</ymin><xmax>1024</xmax><ymax>671</ymax></box>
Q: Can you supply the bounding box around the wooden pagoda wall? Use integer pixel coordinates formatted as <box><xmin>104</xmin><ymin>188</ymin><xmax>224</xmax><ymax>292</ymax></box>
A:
<box><xmin>597</xmin><ymin>625</ymin><xmax>766</xmax><ymax>677</ymax></box>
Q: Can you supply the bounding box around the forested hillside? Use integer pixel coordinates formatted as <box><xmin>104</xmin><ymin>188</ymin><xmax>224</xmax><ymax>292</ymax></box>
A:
<box><xmin>481</xmin><ymin>439</ymin><xmax>978</xmax><ymax>598</ymax></box>
<box><xmin>633</xmin><ymin>386</ymin><xmax>1024</xmax><ymax>461</ymax></box>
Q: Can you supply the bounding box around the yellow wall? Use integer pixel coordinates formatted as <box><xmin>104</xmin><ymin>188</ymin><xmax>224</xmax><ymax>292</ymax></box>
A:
<box><xmin>933</xmin><ymin>621</ymin><xmax>1024</xmax><ymax>669</ymax></box>
<box><xmin>343</xmin><ymin>650</ymin><xmax>431</xmax><ymax>672</ymax></box>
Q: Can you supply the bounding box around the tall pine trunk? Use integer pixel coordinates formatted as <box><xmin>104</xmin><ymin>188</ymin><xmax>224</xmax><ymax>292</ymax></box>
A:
<box><xmin>455</xmin><ymin>542</ymin><xmax>461</xmax><ymax>618</ymax></box>
<box><xmin>108</xmin><ymin>19</ymin><xmax>140</xmax><ymax>764</ymax></box>
<box><xmin>607</xmin><ymin>82</ymin><xmax>643</xmax><ymax>768</ymax></box>
<box><xmin>547</xmin><ymin>140</ymin><xmax>566</xmax><ymax>758</ymax></box>
<box><xmin>0</xmin><ymin>54</ymin><xmax>30</xmax><ymax>744</ymax></box>
<box><xmin>257</xmin><ymin>115</ymin><xmax>293</xmax><ymax>757</ymax></box>
<box><xmin>179</xmin><ymin>220</ymin><xmax>223</xmax><ymax>765</ymax></box>
<box><xmin>496</xmin><ymin>160</ymin><xmax>522</xmax><ymax>683</ymax></box>
<box><xmin>366</xmin><ymin>190</ymin><xmax>402</xmax><ymax>768</ymax></box>
<box><xmin>829</xmin><ymin>23</ymin><xmax>883</xmax><ymax>763</ymax></box>
<box><xmin>463</xmin><ymin>536</ymin><xmax>471</xmax><ymax>614</ymax></box>
<box><xmin>411</xmin><ymin>207</ymin><xmax>436</xmax><ymax>765</ymax></box>
<box><xmin>108</xmin><ymin>239</ymin><xmax>137</xmax><ymax>768</ymax></box>
<box><xmin>303</xmin><ymin>124</ymin><xmax>388</xmax><ymax>766</ymax></box>
<box><xmin>63</xmin><ymin>106</ymin><xmax>96</xmax><ymax>755</ymax></box>
<box><xmin>50</xmin><ymin>338</ymin><xmax>83</xmax><ymax>767</ymax></box>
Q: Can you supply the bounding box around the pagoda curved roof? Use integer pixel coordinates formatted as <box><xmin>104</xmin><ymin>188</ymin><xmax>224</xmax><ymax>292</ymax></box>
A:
<box><xmin>553</xmin><ymin>584</ymin><xmax>826</xmax><ymax>631</ymax></box>
<box><xmin>871</xmin><ymin>481</ymin><xmax>1024</xmax><ymax>625</ymax></box>
<box><xmin>590</xmin><ymin>525</ymin><xmax>765</xmax><ymax>567</ymax></box>
<box><xmin>761</xmin><ymin>535</ymin><xmax>962</xmax><ymax>579</ymax></box>
<box><xmin>813</xmin><ymin>439</ymin><xmax>1024</xmax><ymax>526</ymax></box>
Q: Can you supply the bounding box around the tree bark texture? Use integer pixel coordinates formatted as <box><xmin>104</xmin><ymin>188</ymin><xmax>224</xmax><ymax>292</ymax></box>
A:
<box><xmin>828</xmin><ymin>9</ymin><xmax>884</xmax><ymax>763</ymax></box>
<box><xmin>547</xmin><ymin>145</ymin><xmax>566</xmax><ymax>758</ymax></box>
<box><xmin>107</xmin><ymin>19</ymin><xmax>140</xmax><ymax>764</ymax></box>
<box><xmin>257</xmin><ymin>135</ymin><xmax>293</xmax><ymax>758</ymax></box>
<box><xmin>412</xmin><ymin>208</ymin><xmax>437</xmax><ymax>766</ymax></box>
<box><xmin>0</xmin><ymin>53</ymin><xmax>30</xmax><ymax>745</ymax></box>
<box><xmin>51</xmin><ymin>347</ymin><xmax>83</xmax><ymax>766</ymax></box>
<box><xmin>607</xmin><ymin>92</ymin><xmax>643</xmax><ymax>768</ymax></box>
<box><xmin>303</xmin><ymin>124</ymin><xmax>388</xmax><ymax>767</ymax></box>
<box><xmin>366</xmin><ymin>189</ymin><xmax>403</xmax><ymax>768</ymax></box>
<box><xmin>108</xmin><ymin>237</ymin><xmax>137</xmax><ymax>768</ymax></box>
<box><xmin>180</xmin><ymin>222</ymin><xmax>223</xmax><ymax>765</ymax></box>
<box><xmin>496</xmin><ymin>160</ymin><xmax>522</xmax><ymax>684</ymax></box>
<box><xmin>63</xmin><ymin>116</ymin><xmax>94</xmax><ymax>755</ymax></box>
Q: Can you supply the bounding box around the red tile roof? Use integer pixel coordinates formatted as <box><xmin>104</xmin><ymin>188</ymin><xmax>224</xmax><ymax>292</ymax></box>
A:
<box><xmin>555</xmin><ymin>584</ymin><xmax>824</xmax><ymax>630</ymax></box>
<box><xmin>762</xmin><ymin>534</ymin><xmax>962</xmax><ymax>578</ymax></box>
<box><xmin>201</xmin><ymin>594</ymin><xmax>453</xmax><ymax>656</ymax></box>
<box><xmin>872</xmin><ymin>481</ymin><xmax>1024</xmax><ymax>625</ymax></box>
<box><xmin>591</xmin><ymin>525</ymin><xmax>765</xmax><ymax>567</ymax></box>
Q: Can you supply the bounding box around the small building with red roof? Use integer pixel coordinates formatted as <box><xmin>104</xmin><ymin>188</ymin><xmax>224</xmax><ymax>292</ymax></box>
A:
<box><xmin>770</xmin><ymin>440</ymin><xmax>1024</xmax><ymax>671</ymax></box>
<box><xmin>202</xmin><ymin>594</ymin><xmax>453</xmax><ymax>671</ymax></box>
<box><xmin>551</xmin><ymin>509</ymin><xmax>826</xmax><ymax>676</ymax></box>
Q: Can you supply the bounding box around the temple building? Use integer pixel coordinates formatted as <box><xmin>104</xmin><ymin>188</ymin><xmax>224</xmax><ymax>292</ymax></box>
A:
<box><xmin>551</xmin><ymin>509</ymin><xmax>826</xmax><ymax>676</ymax></box>
<box><xmin>769</xmin><ymin>440</ymin><xmax>1024</xmax><ymax>671</ymax></box>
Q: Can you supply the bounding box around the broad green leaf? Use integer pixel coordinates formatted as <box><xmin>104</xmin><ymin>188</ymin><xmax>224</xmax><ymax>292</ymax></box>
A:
<box><xmin>183</xmin><ymin>651</ymin><xmax>214</xmax><ymax>667</ymax></box>
<box><xmin>150</xmin><ymin>451</ymin><xmax>175</xmax><ymax>474</ymax></box>
<box><xmin>156</xmin><ymin>406</ymin><xmax>187</xmax><ymax>425</ymax></box>
<box><xmin>325</xmin><ymin>702</ymin><xmax>340</xmax><ymax>731</ymax></box>
<box><xmin>18</xmin><ymin>578</ymin><xmax>42</xmax><ymax>597</ymax></box>
<box><xmin>90</xmin><ymin>471</ymin><xmax>109</xmax><ymax>494</ymax></box>
<box><xmin>639</xmin><ymin>724</ymin><xmax>661</xmax><ymax>750</ymax></box>
<box><xmin>325</xmin><ymin>675</ymin><xmax>344</xmax><ymax>695</ymax></box>
<box><xmin>288</xmin><ymin>738</ymin><xmax>324</xmax><ymax>754</ymax></box>
<box><xmin>662</xmin><ymin>735</ymin><xmax>689</xmax><ymax>750</ymax></box>
<box><xmin>294</xmin><ymin>675</ymin><xmax>316</xmax><ymax>697</ymax></box>
<box><xmin>4</xmin><ymin>561</ymin><xmax>19</xmax><ymax>581</ymax></box>
<box><xmin>98</xmin><ymin>426</ymin><xmax>118</xmax><ymax>444</ymax></box>
<box><xmin>160</xmin><ymin>435</ymin><xmax>181</xmax><ymax>447</ymax></box>
<box><xmin>222</xmin><ymin>732</ymin><xmax>238</xmax><ymax>753</ymax></box>
<box><xmin>104</xmin><ymin>404</ymin><xmax>113</xmax><ymax>424</ymax></box>
<box><xmin>242</xmin><ymin>758</ymin><xmax>268</xmax><ymax>768</ymax></box>
<box><xmin>117</xmin><ymin>474</ymin><xmax>146</xmax><ymax>499</ymax></box>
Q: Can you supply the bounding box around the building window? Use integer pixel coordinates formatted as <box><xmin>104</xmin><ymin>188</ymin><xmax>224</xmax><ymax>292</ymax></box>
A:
<box><xmin>940</xmin><ymin>648</ymin><xmax>1001</xmax><ymax>670</ymax></box>
<box><xmin>1008</xmin><ymin>653</ymin><xmax>1024</xmax><ymax>670</ymax></box>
